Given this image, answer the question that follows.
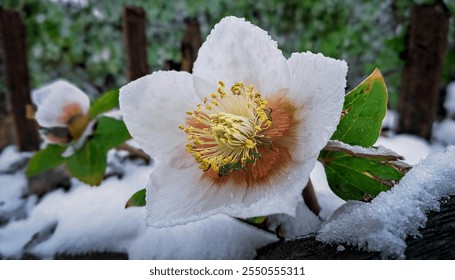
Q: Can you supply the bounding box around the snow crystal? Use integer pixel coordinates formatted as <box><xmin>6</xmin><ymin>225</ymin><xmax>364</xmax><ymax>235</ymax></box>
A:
<box><xmin>444</xmin><ymin>81</ymin><xmax>455</xmax><ymax>117</ymax></box>
<box><xmin>317</xmin><ymin>146</ymin><xmax>455</xmax><ymax>259</ymax></box>
<box><xmin>433</xmin><ymin>119</ymin><xmax>455</xmax><ymax>146</ymax></box>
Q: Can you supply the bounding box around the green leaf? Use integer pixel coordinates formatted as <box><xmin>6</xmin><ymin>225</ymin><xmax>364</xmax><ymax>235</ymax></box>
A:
<box><xmin>247</xmin><ymin>216</ymin><xmax>267</xmax><ymax>224</ymax></box>
<box><xmin>125</xmin><ymin>188</ymin><xmax>146</xmax><ymax>208</ymax></box>
<box><xmin>320</xmin><ymin>150</ymin><xmax>407</xmax><ymax>201</ymax></box>
<box><xmin>331</xmin><ymin>68</ymin><xmax>387</xmax><ymax>147</ymax></box>
<box><xmin>92</xmin><ymin>116</ymin><xmax>131</xmax><ymax>150</ymax></box>
<box><xmin>26</xmin><ymin>144</ymin><xmax>66</xmax><ymax>177</ymax></box>
<box><xmin>66</xmin><ymin>140</ymin><xmax>107</xmax><ymax>186</ymax></box>
<box><xmin>88</xmin><ymin>88</ymin><xmax>119</xmax><ymax>119</ymax></box>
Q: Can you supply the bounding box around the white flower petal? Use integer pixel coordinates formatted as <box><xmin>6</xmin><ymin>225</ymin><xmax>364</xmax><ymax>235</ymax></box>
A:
<box><xmin>146</xmin><ymin>147</ymin><xmax>309</xmax><ymax>227</ymax></box>
<box><xmin>193</xmin><ymin>16</ymin><xmax>290</xmax><ymax>99</ymax></box>
<box><xmin>32</xmin><ymin>80</ymin><xmax>90</xmax><ymax>128</ymax></box>
<box><xmin>286</xmin><ymin>52</ymin><xmax>347</xmax><ymax>162</ymax></box>
<box><xmin>119</xmin><ymin>71</ymin><xmax>200</xmax><ymax>164</ymax></box>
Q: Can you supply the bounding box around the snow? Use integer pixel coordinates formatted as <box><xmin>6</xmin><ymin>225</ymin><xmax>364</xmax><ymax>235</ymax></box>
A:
<box><xmin>0</xmin><ymin>146</ymin><xmax>31</xmax><ymax>173</ymax></box>
<box><xmin>381</xmin><ymin>109</ymin><xmax>398</xmax><ymax>131</ymax></box>
<box><xmin>0</xmin><ymin>127</ymin><xmax>451</xmax><ymax>259</ymax></box>
<box><xmin>0</xmin><ymin>174</ymin><xmax>29</xmax><ymax>223</ymax></box>
<box><xmin>317</xmin><ymin>146</ymin><xmax>455</xmax><ymax>259</ymax></box>
<box><xmin>0</xmin><ymin>150</ymin><xmax>277</xmax><ymax>260</ymax></box>
<box><xmin>433</xmin><ymin>119</ymin><xmax>455</xmax><ymax>146</ymax></box>
<box><xmin>311</xmin><ymin>161</ymin><xmax>346</xmax><ymax>220</ymax></box>
<box><xmin>267</xmin><ymin>201</ymin><xmax>321</xmax><ymax>239</ymax></box>
<box><xmin>444</xmin><ymin>81</ymin><xmax>455</xmax><ymax>117</ymax></box>
<box><xmin>375</xmin><ymin>134</ymin><xmax>430</xmax><ymax>165</ymax></box>
<box><xmin>326</xmin><ymin>139</ymin><xmax>404</xmax><ymax>159</ymax></box>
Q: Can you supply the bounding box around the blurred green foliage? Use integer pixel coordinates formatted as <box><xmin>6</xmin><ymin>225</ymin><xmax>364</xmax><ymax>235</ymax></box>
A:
<box><xmin>1</xmin><ymin>0</ymin><xmax>454</xmax><ymax>108</ymax></box>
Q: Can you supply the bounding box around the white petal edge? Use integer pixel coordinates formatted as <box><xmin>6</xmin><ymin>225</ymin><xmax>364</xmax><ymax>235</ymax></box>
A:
<box><xmin>146</xmin><ymin>154</ymin><xmax>310</xmax><ymax>228</ymax></box>
<box><xmin>32</xmin><ymin>79</ymin><xmax>90</xmax><ymax>128</ymax></box>
<box><xmin>119</xmin><ymin>71</ymin><xmax>200</xmax><ymax>164</ymax></box>
<box><xmin>286</xmin><ymin>52</ymin><xmax>348</xmax><ymax>162</ymax></box>
<box><xmin>193</xmin><ymin>16</ymin><xmax>290</xmax><ymax>100</ymax></box>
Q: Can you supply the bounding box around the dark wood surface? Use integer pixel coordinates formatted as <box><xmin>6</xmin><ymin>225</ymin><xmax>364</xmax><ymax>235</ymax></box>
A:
<box><xmin>0</xmin><ymin>8</ymin><xmax>40</xmax><ymax>151</ymax></box>
<box><xmin>122</xmin><ymin>6</ymin><xmax>149</xmax><ymax>82</ymax></box>
<box><xmin>398</xmin><ymin>2</ymin><xmax>451</xmax><ymax>139</ymax></box>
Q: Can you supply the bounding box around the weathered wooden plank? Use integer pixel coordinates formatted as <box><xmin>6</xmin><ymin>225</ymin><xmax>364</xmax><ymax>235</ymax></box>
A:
<box><xmin>122</xmin><ymin>6</ymin><xmax>149</xmax><ymax>82</ymax></box>
<box><xmin>0</xmin><ymin>8</ymin><xmax>40</xmax><ymax>151</ymax></box>
<box><xmin>397</xmin><ymin>2</ymin><xmax>450</xmax><ymax>139</ymax></box>
<box><xmin>180</xmin><ymin>18</ymin><xmax>202</xmax><ymax>73</ymax></box>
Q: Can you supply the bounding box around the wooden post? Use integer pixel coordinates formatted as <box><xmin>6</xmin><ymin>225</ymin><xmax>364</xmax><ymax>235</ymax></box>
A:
<box><xmin>122</xmin><ymin>6</ymin><xmax>149</xmax><ymax>82</ymax></box>
<box><xmin>180</xmin><ymin>18</ymin><xmax>202</xmax><ymax>73</ymax></box>
<box><xmin>0</xmin><ymin>8</ymin><xmax>40</xmax><ymax>151</ymax></box>
<box><xmin>397</xmin><ymin>1</ymin><xmax>450</xmax><ymax>139</ymax></box>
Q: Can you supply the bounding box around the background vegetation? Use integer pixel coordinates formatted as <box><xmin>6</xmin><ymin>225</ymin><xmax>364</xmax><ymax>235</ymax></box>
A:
<box><xmin>1</xmin><ymin>0</ymin><xmax>454</xmax><ymax>108</ymax></box>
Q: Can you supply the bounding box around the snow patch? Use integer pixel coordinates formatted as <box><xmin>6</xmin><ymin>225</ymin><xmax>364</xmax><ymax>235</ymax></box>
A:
<box><xmin>317</xmin><ymin>146</ymin><xmax>455</xmax><ymax>259</ymax></box>
<box><xmin>128</xmin><ymin>215</ymin><xmax>277</xmax><ymax>260</ymax></box>
<box><xmin>0</xmin><ymin>152</ymin><xmax>276</xmax><ymax>259</ymax></box>
<box><xmin>444</xmin><ymin>81</ymin><xmax>455</xmax><ymax>117</ymax></box>
<box><xmin>375</xmin><ymin>135</ymin><xmax>430</xmax><ymax>165</ymax></box>
<box><xmin>433</xmin><ymin>119</ymin><xmax>455</xmax><ymax>146</ymax></box>
<box><xmin>267</xmin><ymin>201</ymin><xmax>321</xmax><ymax>239</ymax></box>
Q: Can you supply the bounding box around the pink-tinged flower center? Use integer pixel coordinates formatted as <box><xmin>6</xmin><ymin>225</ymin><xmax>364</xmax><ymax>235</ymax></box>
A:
<box><xmin>180</xmin><ymin>81</ymin><xmax>275</xmax><ymax>176</ymax></box>
<box><xmin>57</xmin><ymin>103</ymin><xmax>89</xmax><ymax>140</ymax></box>
<box><xmin>58</xmin><ymin>103</ymin><xmax>84</xmax><ymax>124</ymax></box>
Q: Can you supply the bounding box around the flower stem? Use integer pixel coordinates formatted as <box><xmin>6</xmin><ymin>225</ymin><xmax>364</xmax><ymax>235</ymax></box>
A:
<box><xmin>302</xmin><ymin>179</ymin><xmax>321</xmax><ymax>216</ymax></box>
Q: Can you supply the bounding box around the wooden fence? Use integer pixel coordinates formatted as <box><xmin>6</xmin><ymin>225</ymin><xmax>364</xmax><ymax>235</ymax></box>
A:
<box><xmin>0</xmin><ymin>6</ymin><xmax>202</xmax><ymax>151</ymax></box>
<box><xmin>0</xmin><ymin>4</ymin><xmax>451</xmax><ymax>151</ymax></box>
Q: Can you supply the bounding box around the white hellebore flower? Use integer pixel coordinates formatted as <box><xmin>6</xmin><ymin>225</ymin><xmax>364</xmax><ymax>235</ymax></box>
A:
<box><xmin>120</xmin><ymin>16</ymin><xmax>347</xmax><ymax>227</ymax></box>
<box><xmin>32</xmin><ymin>79</ymin><xmax>91</xmax><ymax>145</ymax></box>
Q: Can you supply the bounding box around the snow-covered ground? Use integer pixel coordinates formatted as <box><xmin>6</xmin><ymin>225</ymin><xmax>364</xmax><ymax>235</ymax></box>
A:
<box><xmin>1</xmin><ymin>96</ymin><xmax>455</xmax><ymax>259</ymax></box>
<box><xmin>1</xmin><ymin>132</ymin><xmax>452</xmax><ymax>259</ymax></box>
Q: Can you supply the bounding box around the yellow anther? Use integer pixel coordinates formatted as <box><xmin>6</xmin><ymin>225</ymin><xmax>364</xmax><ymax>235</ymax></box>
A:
<box><xmin>186</xmin><ymin>111</ymin><xmax>193</xmax><ymax>115</ymax></box>
<box><xmin>181</xmin><ymin>80</ymin><xmax>273</xmax><ymax>175</ymax></box>
<box><xmin>244</xmin><ymin>139</ymin><xmax>255</xmax><ymax>149</ymax></box>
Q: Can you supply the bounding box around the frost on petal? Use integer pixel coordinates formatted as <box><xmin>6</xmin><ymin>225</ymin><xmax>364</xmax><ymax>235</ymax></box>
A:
<box><xmin>119</xmin><ymin>71</ymin><xmax>200</xmax><ymax>164</ymax></box>
<box><xmin>286</xmin><ymin>52</ymin><xmax>348</xmax><ymax>162</ymax></box>
<box><xmin>32</xmin><ymin>80</ymin><xmax>90</xmax><ymax>128</ymax></box>
<box><xmin>193</xmin><ymin>16</ymin><xmax>290</xmax><ymax>99</ymax></box>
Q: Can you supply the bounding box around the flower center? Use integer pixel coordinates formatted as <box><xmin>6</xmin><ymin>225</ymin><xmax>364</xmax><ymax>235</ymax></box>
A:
<box><xmin>180</xmin><ymin>81</ymin><xmax>273</xmax><ymax>176</ymax></box>
<box><xmin>58</xmin><ymin>103</ymin><xmax>89</xmax><ymax>140</ymax></box>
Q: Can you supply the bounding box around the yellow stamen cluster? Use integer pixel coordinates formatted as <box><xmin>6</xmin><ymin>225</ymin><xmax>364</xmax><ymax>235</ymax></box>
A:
<box><xmin>180</xmin><ymin>81</ymin><xmax>273</xmax><ymax>175</ymax></box>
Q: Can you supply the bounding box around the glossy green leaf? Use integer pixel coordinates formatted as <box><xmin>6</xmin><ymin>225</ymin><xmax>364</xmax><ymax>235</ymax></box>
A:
<box><xmin>26</xmin><ymin>144</ymin><xmax>66</xmax><ymax>177</ymax></box>
<box><xmin>320</xmin><ymin>150</ymin><xmax>406</xmax><ymax>201</ymax></box>
<box><xmin>331</xmin><ymin>68</ymin><xmax>387</xmax><ymax>147</ymax></box>
<box><xmin>125</xmin><ymin>188</ymin><xmax>146</xmax><ymax>208</ymax></box>
<box><xmin>92</xmin><ymin>116</ymin><xmax>131</xmax><ymax>150</ymax></box>
<box><xmin>66</xmin><ymin>140</ymin><xmax>107</xmax><ymax>186</ymax></box>
<box><xmin>88</xmin><ymin>88</ymin><xmax>119</xmax><ymax>119</ymax></box>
